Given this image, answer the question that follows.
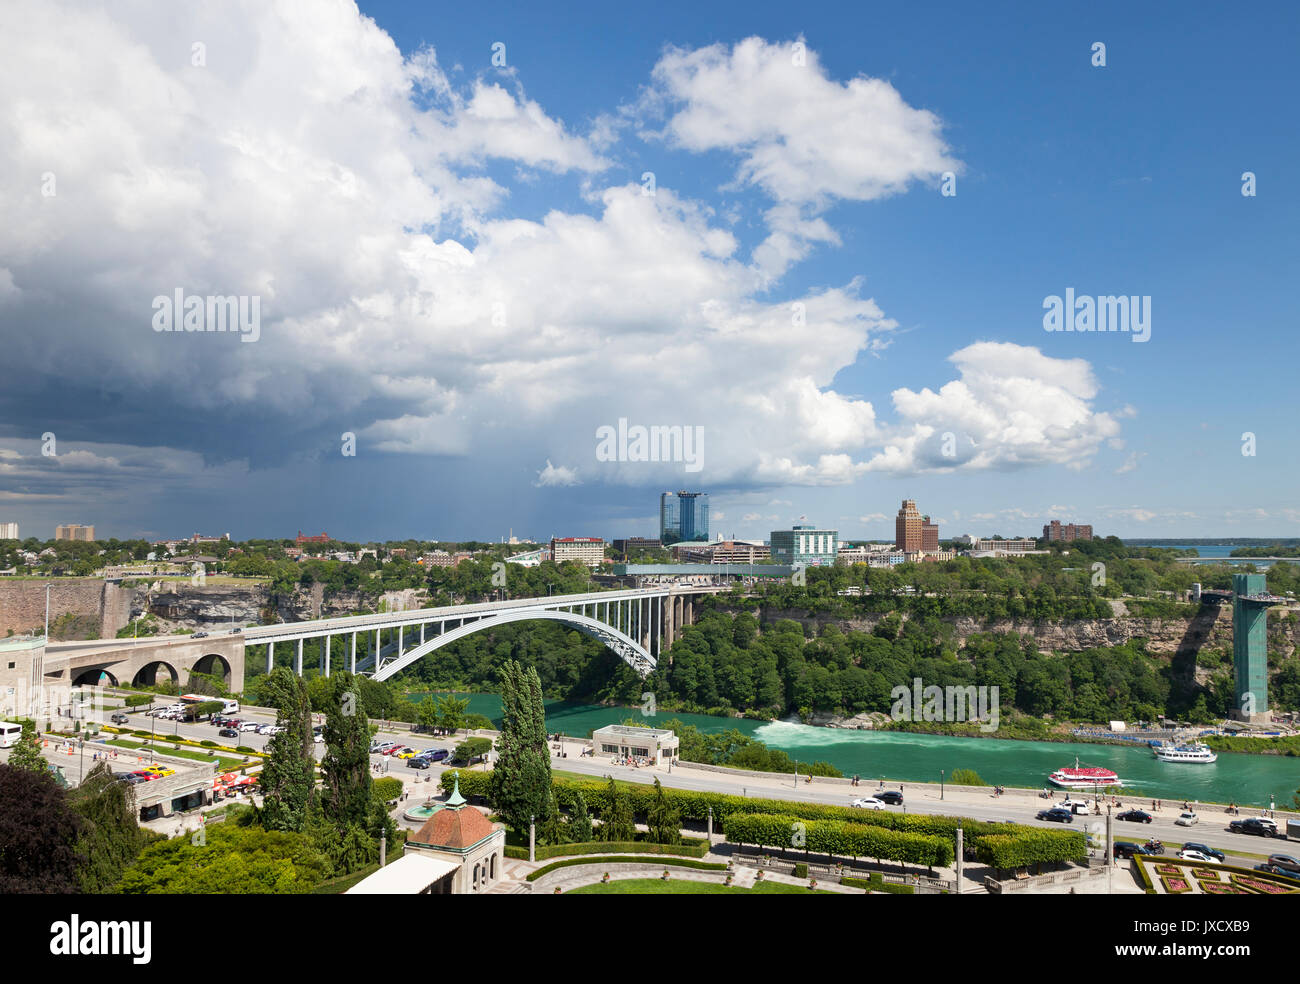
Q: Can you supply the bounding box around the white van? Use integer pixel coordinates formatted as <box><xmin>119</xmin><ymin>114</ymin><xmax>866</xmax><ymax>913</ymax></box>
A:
<box><xmin>0</xmin><ymin>722</ymin><xmax>23</xmax><ymax>748</ymax></box>
<box><xmin>219</xmin><ymin>699</ymin><xmax>239</xmax><ymax>715</ymax></box>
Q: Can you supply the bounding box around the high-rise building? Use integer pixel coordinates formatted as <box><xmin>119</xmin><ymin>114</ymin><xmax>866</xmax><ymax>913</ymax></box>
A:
<box><xmin>550</xmin><ymin>537</ymin><xmax>606</xmax><ymax>567</ymax></box>
<box><xmin>895</xmin><ymin>500</ymin><xmax>923</xmax><ymax>552</ymax></box>
<box><xmin>1042</xmin><ymin>521</ymin><xmax>1093</xmax><ymax>542</ymax></box>
<box><xmin>0</xmin><ymin>522</ymin><xmax>18</xmax><ymax>540</ymax></box>
<box><xmin>770</xmin><ymin>524</ymin><xmax>838</xmax><ymax>567</ymax></box>
<box><xmin>55</xmin><ymin>524</ymin><xmax>95</xmax><ymax>541</ymax></box>
<box><xmin>659</xmin><ymin>491</ymin><xmax>709</xmax><ymax>545</ymax></box>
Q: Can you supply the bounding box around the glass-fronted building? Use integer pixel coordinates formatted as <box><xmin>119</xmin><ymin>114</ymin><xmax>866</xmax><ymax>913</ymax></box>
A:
<box><xmin>770</xmin><ymin>524</ymin><xmax>839</xmax><ymax>567</ymax></box>
<box><xmin>660</xmin><ymin>491</ymin><xmax>709</xmax><ymax>545</ymax></box>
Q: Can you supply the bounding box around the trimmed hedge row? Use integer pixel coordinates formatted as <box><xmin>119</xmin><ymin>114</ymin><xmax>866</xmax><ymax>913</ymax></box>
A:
<box><xmin>724</xmin><ymin>813</ymin><xmax>954</xmax><ymax>867</ymax></box>
<box><xmin>504</xmin><ymin>837</ymin><xmax>710</xmax><ymax>861</ymax></box>
<box><xmin>841</xmin><ymin>874</ymin><xmax>915</xmax><ymax>895</ymax></box>
<box><xmin>441</xmin><ymin>770</ymin><xmax>1045</xmax><ymax>849</ymax></box>
<box><xmin>973</xmin><ymin>830</ymin><xmax>1087</xmax><ymax>869</ymax></box>
<box><xmin>526</xmin><ymin>856</ymin><xmax>727</xmax><ymax>882</ymax></box>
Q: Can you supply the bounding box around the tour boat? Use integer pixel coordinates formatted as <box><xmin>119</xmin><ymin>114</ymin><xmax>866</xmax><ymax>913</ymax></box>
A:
<box><xmin>1152</xmin><ymin>741</ymin><xmax>1218</xmax><ymax>764</ymax></box>
<box><xmin>1048</xmin><ymin>758</ymin><xmax>1122</xmax><ymax>789</ymax></box>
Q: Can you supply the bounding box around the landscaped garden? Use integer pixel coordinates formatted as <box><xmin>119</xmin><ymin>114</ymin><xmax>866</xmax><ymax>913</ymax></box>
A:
<box><xmin>566</xmin><ymin>878</ymin><xmax>836</xmax><ymax>895</ymax></box>
<box><xmin>1135</xmin><ymin>856</ymin><xmax>1299</xmax><ymax>895</ymax></box>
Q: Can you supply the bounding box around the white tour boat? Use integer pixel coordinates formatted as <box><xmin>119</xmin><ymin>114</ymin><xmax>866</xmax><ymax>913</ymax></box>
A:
<box><xmin>1152</xmin><ymin>741</ymin><xmax>1218</xmax><ymax>764</ymax></box>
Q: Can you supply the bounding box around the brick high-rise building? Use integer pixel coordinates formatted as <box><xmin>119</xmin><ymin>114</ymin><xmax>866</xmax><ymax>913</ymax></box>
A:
<box><xmin>921</xmin><ymin>517</ymin><xmax>939</xmax><ymax>552</ymax></box>
<box><xmin>895</xmin><ymin>500</ymin><xmax>922</xmax><ymax>552</ymax></box>
<box><xmin>1043</xmin><ymin>521</ymin><xmax>1093</xmax><ymax>542</ymax></box>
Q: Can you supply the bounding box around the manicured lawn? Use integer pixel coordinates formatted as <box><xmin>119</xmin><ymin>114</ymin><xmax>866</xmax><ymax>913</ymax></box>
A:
<box><xmin>566</xmin><ymin>878</ymin><xmax>835</xmax><ymax>895</ymax></box>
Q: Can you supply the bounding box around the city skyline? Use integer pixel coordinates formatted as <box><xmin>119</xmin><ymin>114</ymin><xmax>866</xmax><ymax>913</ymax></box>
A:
<box><xmin>2</xmin><ymin>2</ymin><xmax>1298</xmax><ymax>542</ymax></box>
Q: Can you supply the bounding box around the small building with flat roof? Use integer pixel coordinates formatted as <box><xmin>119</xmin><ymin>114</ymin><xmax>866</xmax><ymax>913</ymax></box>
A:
<box><xmin>591</xmin><ymin>724</ymin><xmax>679</xmax><ymax>766</ymax></box>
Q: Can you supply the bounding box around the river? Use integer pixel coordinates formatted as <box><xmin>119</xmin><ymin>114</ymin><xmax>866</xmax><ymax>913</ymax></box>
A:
<box><xmin>410</xmin><ymin>692</ymin><xmax>1296</xmax><ymax>809</ymax></box>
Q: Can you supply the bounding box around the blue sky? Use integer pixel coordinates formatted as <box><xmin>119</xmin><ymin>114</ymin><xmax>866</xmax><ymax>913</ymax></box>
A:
<box><xmin>1</xmin><ymin>0</ymin><xmax>1297</xmax><ymax>542</ymax></box>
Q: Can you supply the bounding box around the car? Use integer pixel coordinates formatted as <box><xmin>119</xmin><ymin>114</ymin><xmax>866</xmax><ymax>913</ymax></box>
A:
<box><xmin>130</xmin><ymin>770</ymin><xmax>161</xmax><ymax>782</ymax></box>
<box><xmin>1175</xmin><ymin>811</ymin><xmax>1198</xmax><ymax>827</ymax></box>
<box><xmin>1117</xmin><ymin>809</ymin><xmax>1153</xmax><ymax>824</ymax></box>
<box><xmin>873</xmin><ymin>790</ymin><xmax>904</xmax><ymax>805</ymax></box>
<box><xmin>395</xmin><ymin>748</ymin><xmax>421</xmax><ymax>759</ymax></box>
<box><xmin>1266</xmin><ymin>854</ymin><xmax>1300</xmax><ymax>874</ymax></box>
<box><xmin>1037</xmin><ymin>808</ymin><xmax>1074</xmax><ymax>824</ymax></box>
<box><xmin>850</xmin><ymin>797</ymin><xmax>885</xmax><ymax>809</ymax></box>
<box><xmin>193</xmin><ymin>632</ymin><xmax>208</xmax><ymax>638</ymax></box>
<box><xmin>256</xmin><ymin>724</ymin><xmax>275</xmax><ymax>735</ymax></box>
<box><xmin>1260</xmin><ymin>865</ymin><xmax>1300</xmax><ymax>884</ymax></box>
<box><xmin>1112</xmin><ymin>841</ymin><xmax>1154</xmax><ymax>859</ymax></box>
<box><xmin>1180</xmin><ymin>842</ymin><xmax>1225</xmax><ymax>862</ymax></box>
<box><xmin>407</xmin><ymin>756</ymin><xmax>431</xmax><ymax>769</ymax></box>
<box><xmin>218</xmin><ymin>727</ymin><xmax>239</xmax><ymax>738</ymax></box>
<box><xmin>228</xmin><ymin>627</ymin><xmax>242</xmax><ymax>634</ymax></box>
<box><xmin>1229</xmin><ymin>817</ymin><xmax>1278</xmax><ymax>837</ymax></box>
<box><xmin>373</xmin><ymin>741</ymin><xmax>398</xmax><ymax>754</ymax></box>
<box><xmin>110</xmin><ymin>713</ymin><xmax>129</xmax><ymax>724</ymax></box>
<box><xmin>427</xmin><ymin>748</ymin><xmax>451</xmax><ymax>763</ymax></box>
<box><xmin>383</xmin><ymin>745</ymin><xmax>408</xmax><ymax>756</ymax></box>
<box><xmin>117</xmin><ymin>772</ymin><xmax>149</xmax><ymax>784</ymax></box>
<box><xmin>1177</xmin><ymin>849</ymin><xmax>1216</xmax><ymax>864</ymax></box>
<box><xmin>313</xmin><ymin>733</ymin><xmax>324</xmax><ymax>743</ymax></box>
<box><xmin>239</xmin><ymin>721</ymin><xmax>260</xmax><ymax>732</ymax></box>
<box><xmin>142</xmin><ymin>766</ymin><xmax>176</xmax><ymax>777</ymax></box>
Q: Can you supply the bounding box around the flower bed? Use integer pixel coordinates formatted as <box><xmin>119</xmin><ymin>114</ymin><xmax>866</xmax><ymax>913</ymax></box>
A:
<box><xmin>1201</xmin><ymin>881</ymin><xmax>1248</xmax><ymax>895</ymax></box>
<box><xmin>1229</xmin><ymin>873</ymin><xmax>1297</xmax><ymax>895</ymax></box>
<box><xmin>1191</xmin><ymin>868</ymin><xmax>1220</xmax><ymax>881</ymax></box>
<box><xmin>1154</xmin><ymin>863</ymin><xmax>1181</xmax><ymax>876</ymax></box>
<box><xmin>1160</xmin><ymin>873</ymin><xmax>1193</xmax><ymax>894</ymax></box>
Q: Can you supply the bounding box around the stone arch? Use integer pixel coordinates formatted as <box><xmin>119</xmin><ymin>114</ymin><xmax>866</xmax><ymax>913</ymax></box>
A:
<box><xmin>132</xmin><ymin>660</ymin><xmax>178</xmax><ymax>687</ymax></box>
<box><xmin>71</xmin><ymin>667</ymin><xmax>119</xmax><ymax>688</ymax></box>
<box><xmin>192</xmin><ymin>652</ymin><xmax>232</xmax><ymax>685</ymax></box>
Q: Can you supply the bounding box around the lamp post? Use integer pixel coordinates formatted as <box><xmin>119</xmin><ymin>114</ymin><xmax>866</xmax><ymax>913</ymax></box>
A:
<box><xmin>44</xmin><ymin>582</ymin><xmax>52</xmax><ymax>640</ymax></box>
<box><xmin>940</xmin><ymin>769</ymin><xmax>945</xmax><ymax>800</ymax></box>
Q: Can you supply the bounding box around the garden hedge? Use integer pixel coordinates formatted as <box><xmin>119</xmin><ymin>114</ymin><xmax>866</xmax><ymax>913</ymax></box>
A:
<box><xmin>724</xmin><ymin>813</ymin><xmax>954</xmax><ymax>867</ymax></box>
<box><xmin>525</xmin><ymin>856</ymin><xmax>726</xmax><ymax>882</ymax></box>
<box><xmin>503</xmin><ymin>838</ymin><xmax>710</xmax><ymax>861</ymax></box>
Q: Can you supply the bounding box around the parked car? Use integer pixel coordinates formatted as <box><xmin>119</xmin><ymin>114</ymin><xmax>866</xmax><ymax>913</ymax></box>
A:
<box><xmin>193</xmin><ymin>632</ymin><xmax>208</xmax><ymax>638</ymax></box>
<box><xmin>407</xmin><ymin>756</ymin><xmax>431</xmax><ymax>769</ymax></box>
<box><xmin>383</xmin><ymin>745</ymin><xmax>408</xmax><ymax>757</ymax></box>
<box><xmin>1113</xmin><ymin>841</ymin><xmax>1153</xmax><ymax>859</ymax></box>
<box><xmin>1037</xmin><ymin>808</ymin><xmax>1074</xmax><ymax>824</ymax></box>
<box><xmin>1180</xmin><ymin>842</ymin><xmax>1225</xmax><ymax>862</ymax></box>
<box><xmin>142</xmin><ymin>766</ymin><xmax>176</xmax><ymax>777</ymax></box>
<box><xmin>873</xmin><ymin>790</ymin><xmax>904</xmax><ymax>805</ymax></box>
<box><xmin>117</xmin><ymin>772</ymin><xmax>149</xmax><ymax>784</ymax></box>
<box><xmin>1229</xmin><ymin>817</ymin><xmax>1278</xmax><ymax>837</ymax></box>
<box><xmin>218</xmin><ymin>727</ymin><xmax>239</xmax><ymax>739</ymax></box>
<box><xmin>239</xmin><ymin>721</ymin><xmax>260</xmax><ymax>732</ymax></box>
<box><xmin>395</xmin><ymin>748</ymin><xmax>421</xmax><ymax>759</ymax></box>
<box><xmin>1175</xmin><ymin>811</ymin><xmax>1198</xmax><ymax>827</ymax></box>
<box><xmin>373</xmin><ymin>741</ymin><xmax>398</xmax><ymax>754</ymax></box>
<box><xmin>132</xmin><ymin>771</ymin><xmax>161</xmax><ymax>782</ymax></box>
<box><xmin>1177</xmin><ymin>849</ymin><xmax>1216</xmax><ymax>863</ymax></box>
<box><xmin>110</xmin><ymin>713</ymin><xmax>129</xmax><ymax>724</ymax></box>
<box><xmin>1266</xmin><ymin>853</ymin><xmax>1300</xmax><ymax>874</ymax></box>
<box><xmin>256</xmin><ymin>724</ymin><xmax>274</xmax><ymax>735</ymax></box>
<box><xmin>1117</xmin><ymin>809</ymin><xmax>1153</xmax><ymax>824</ymax></box>
<box><xmin>427</xmin><ymin>748</ymin><xmax>451</xmax><ymax>763</ymax></box>
<box><xmin>850</xmin><ymin>797</ymin><xmax>884</xmax><ymax>810</ymax></box>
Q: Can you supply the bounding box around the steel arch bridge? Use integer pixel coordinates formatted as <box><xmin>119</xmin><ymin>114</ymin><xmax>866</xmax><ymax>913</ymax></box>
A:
<box><xmin>372</xmin><ymin>608</ymin><xmax>656</xmax><ymax>680</ymax></box>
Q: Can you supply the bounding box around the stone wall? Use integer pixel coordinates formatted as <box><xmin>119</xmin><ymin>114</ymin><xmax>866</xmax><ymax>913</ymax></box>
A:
<box><xmin>0</xmin><ymin>580</ymin><xmax>109</xmax><ymax>637</ymax></box>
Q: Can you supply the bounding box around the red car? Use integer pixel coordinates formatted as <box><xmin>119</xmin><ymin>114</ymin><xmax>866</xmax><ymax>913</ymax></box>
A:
<box><xmin>383</xmin><ymin>745</ymin><xmax>409</xmax><ymax>756</ymax></box>
<box><xmin>130</xmin><ymin>770</ymin><xmax>161</xmax><ymax>782</ymax></box>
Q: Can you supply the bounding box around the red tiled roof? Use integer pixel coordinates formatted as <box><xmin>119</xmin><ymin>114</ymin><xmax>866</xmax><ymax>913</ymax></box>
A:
<box><xmin>412</xmin><ymin>807</ymin><xmax>497</xmax><ymax>850</ymax></box>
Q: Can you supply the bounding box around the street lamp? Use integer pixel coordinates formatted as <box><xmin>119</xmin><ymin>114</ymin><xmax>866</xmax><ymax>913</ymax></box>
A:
<box><xmin>940</xmin><ymin>769</ymin><xmax>945</xmax><ymax>800</ymax></box>
<box><xmin>44</xmin><ymin>582</ymin><xmax>52</xmax><ymax>640</ymax></box>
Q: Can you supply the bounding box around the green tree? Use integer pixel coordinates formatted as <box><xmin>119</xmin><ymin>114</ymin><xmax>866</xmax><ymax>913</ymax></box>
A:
<box><xmin>645</xmin><ymin>778</ymin><xmax>681</xmax><ymax>845</ymax></box>
<box><xmin>257</xmin><ymin>668</ymin><xmax>317</xmax><ymax>832</ymax></box>
<box><xmin>116</xmin><ymin>821</ymin><xmax>331</xmax><ymax>893</ymax></box>
<box><xmin>71</xmin><ymin>761</ymin><xmax>152</xmax><ymax>893</ymax></box>
<box><xmin>7</xmin><ymin>721</ymin><xmax>46</xmax><ymax>774</ymax></box>
<box><xmin>600</xmin><ymin>777</ymin><xmax>636</xmax><ymax>841</ymax></box>
<box><xmin>319</xmin><ymin>673</ymin><xmax>373</xmax><ymax>830</ymax></box>
<box><xmin>489</xmin><ymin>661</ymin><xmax>554</xmax><ymax>834</ymax></box>
<box><xmin>568</xmin><ymin>790</ymin><xmax>594</xmax><ymax>842</ymax></box>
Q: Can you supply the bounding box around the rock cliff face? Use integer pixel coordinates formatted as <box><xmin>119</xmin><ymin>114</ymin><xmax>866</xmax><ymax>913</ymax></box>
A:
<box><xmin>755</xmin><ymin>604</ymin><xmax>1300</xmax><ymax>659</ymax></box>
<box><xmin>0</xmin><ymin>579</ymin><xmax>424</xmax><ymax>638</ymax></box>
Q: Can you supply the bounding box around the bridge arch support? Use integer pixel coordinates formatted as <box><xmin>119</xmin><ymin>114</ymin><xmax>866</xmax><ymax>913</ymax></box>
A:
<box><xmin>372</xmin><ymin>609</ymin><xmax>657</xmax><ymax>681</ymax></box>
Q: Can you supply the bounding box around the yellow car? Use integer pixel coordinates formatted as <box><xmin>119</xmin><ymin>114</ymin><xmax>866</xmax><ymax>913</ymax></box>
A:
<box><xmin>142</xmin><ymin>766</ymin><xmax>176</xmax><ymax>778</ymax></box>
<box><xmin>394</xmin><ymin>748</ymin><xmax>420</xmax><ymax>759</ymax></box>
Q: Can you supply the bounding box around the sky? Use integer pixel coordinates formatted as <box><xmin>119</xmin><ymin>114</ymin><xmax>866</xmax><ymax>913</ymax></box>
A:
<box><xmin>1</xmin><ymin>0</ymin><xmax>1298</xmax><ymax>543</ymax></box>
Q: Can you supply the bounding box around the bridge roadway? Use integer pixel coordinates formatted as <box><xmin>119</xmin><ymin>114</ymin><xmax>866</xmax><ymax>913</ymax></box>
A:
<box><xmin>44</xmin><ymin>586</ymin><xmax>725</xmax><ymax>690</ymax></box>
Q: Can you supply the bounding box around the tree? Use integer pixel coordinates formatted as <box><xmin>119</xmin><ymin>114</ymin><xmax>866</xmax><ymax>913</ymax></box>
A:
<box><xmin>435</xmin><ymin>694</ymin><xmax>470</xmax><ymax>734</ymax></box>
<box><xmin>568</xmin><ymin>790</ymin><xmax>594</xmax><ymax>842</ymax></box>
<box><xmin>116</xmin><ymin>821</ymin><xmax>331</xmax><ymax>893</ymax></box>
<box><xmin>258</xmin><ymin>668</ymin><xmax>317</xmax><ymax>832</ymax></box>
<box><xmin>71</xmin><ymin>761</ymin><xmax>152</xmax><ymax>893</ymax></box>
<box><xmin>0</xmin><ymin>763</ymin><xmax>83</xmax><ymax>892</ymax></box>
<box><xmin>7</xmin><ymin>721</ymin><xmax>46</xmax><ymax>774</ymax></box>
<box><xmin>319</xmin><ymin>673</ymin><xmax>373</xmax><ymax>830</ymax></box>
<box><xmin>489</xmin><ymin>661</ymin><xmax>555</xmax><ymax>834</ymax></box>
<box><xmin>600</xmin><ymin>777</ymin><xmax>636</xmax><ymax>842</ymax></box>
<box><xmin>453</xmin><ymin>737</ymin><xmax>492</xmax><ymax>765</ymax></box>
<box><xmin>645</xmin><ymin>778</ymin><xmax>681</xmax><ymax>845</ymax></box>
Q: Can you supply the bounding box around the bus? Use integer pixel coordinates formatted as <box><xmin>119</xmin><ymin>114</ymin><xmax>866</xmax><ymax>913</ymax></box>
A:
<box><xmin>178</xmin><ymin>695</ymin><xmax>238</xmax><ymax>719</ymax></box>
<box><xmin>0</xmin><ymin>722</ymin><xmax>23</xmax><ymax>748</ymax></box>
